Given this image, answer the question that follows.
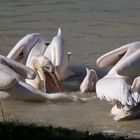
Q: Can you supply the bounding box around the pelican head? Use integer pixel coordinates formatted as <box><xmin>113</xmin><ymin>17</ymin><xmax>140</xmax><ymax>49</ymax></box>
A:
<box><xmin>80</xmin><ymin>68</ymin><xmax>98</xmax><ymax>93</ymax></box>
<box><xmin>29</xmin><ymin>55</ymin><xmax>62</xmax><ymax>93</ymax></box>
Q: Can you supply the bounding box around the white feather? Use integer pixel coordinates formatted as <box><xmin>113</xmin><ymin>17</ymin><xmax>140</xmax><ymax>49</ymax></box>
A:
<box><xmin>96</xmin><ymin>77</ymin><xmax>133</xmax><ymax>106</ymax></box>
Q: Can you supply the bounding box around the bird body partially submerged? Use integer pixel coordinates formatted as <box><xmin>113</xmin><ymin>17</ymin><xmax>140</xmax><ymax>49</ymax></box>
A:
<box><xmin>80</xmin><ymin>68</ymin><xmax>98</xmax><ymax>93</ymax></box>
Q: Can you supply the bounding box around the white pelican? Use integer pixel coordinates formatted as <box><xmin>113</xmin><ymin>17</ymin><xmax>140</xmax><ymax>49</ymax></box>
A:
<box><xmin>80</xmin><ymin>67</ymin><xmax>98</xmax><ymax>93</ymax></box>
<box><xmin>43</xmin><ymin>28</ymin><xmax>74</xmax><ymax>81</ymax></box>
<box><xmin>7</xmin><ymin>28</ymin><xmax>74</xmax><ymax>91</ymax></box>
<box><xmin>96</xmin><ymin>42</ymin><xmax>140</xmax><ymax>121</ymax></box>
<box><xmin>0</xmin><ymin>55</ymin><xmax>87</xmax><ymax>102</ymax></box>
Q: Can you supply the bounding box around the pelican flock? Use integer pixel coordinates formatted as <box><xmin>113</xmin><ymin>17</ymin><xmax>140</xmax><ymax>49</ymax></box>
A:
<box><xmin>1</xmin><ymin>27</ymin><xmax>140</xmax><ymax>121</ymax></box>
<box><xmin>7</xmin><ymin>28</ymin><xmax>74</xmax><ymax>90</ymax></box>
<box><xmin>0</xmin><ymin>55</ymin><xmax>86</xmax><ymax>102</ymax></box>
<box><xmin>0</xmin><ymin>28</ymin><xmax>90</xmax><ymax>103</ymax></box>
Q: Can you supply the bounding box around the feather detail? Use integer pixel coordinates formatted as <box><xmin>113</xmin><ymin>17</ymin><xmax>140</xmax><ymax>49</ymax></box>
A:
<box><xmin>96</xmin><ymin>77</ymin><xmax>133</xmax><ymax>106</ymax></box>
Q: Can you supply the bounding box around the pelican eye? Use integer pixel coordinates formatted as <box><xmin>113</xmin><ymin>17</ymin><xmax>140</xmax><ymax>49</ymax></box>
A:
<box><xmin>45</xmin><ymin>42</ymin><xmax>50</xmax><ymax>46</ymax></box>
<box><xmin>44</xmin><ymin>65</ymin><xmax>50</xmax><ymax>70</ymax></box>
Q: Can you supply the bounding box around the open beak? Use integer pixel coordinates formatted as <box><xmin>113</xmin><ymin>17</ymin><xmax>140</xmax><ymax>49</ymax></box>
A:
<box><xmin>44</xmin><ymin>68</ymin><xmax>63</xmax><ymax>93</ymax></box>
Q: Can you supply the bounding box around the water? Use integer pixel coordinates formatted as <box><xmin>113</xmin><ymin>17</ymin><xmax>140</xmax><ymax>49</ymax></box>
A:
<box><xmin>0</xmin><ymin>0</ymin><xmax>140</xmax><ymax>136</ymax></box>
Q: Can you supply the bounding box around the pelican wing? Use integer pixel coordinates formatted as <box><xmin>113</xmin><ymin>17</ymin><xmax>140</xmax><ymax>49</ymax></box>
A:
<box><xmin>96</xmin><ymin>77</ymin><xmax>134</xmax><ymax>106</ymax></box>
<box><xmin>96</xmin><ymin>45</ymin><xmax>128</xmax><ymax>68</ymax></box>
<box><xmin>96</xmin><ymin>42</ymin><xmax>140</xmax><ymax>68</ymax></box>
<box><xmin>0</xmin><ymin>55</ymin><xmax>35</xmax><ymax>79</ymax></box>
<box><xmin>116</xmin><ymin>50</ymin><xmax>140</xmax><ymax>77</ymax></box>
<box><xmin>0</xmin><ymin>68</ymin><xmax>17</xmax><ymax>90</ymax></box>
<box><xmin>7</xmin><ymin>33</ymin><xmax>44</xmax><ymax>63</ymax></box>
<box><xmin>14</xmin><ymin>81</ymin><xmax>86</xmax><ymax>102</ymax></box>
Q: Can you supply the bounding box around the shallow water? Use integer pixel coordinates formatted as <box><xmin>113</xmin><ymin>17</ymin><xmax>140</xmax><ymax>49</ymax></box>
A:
<box><xmin>0</xmin><ymin>0</ymin><xmax>140</xmax><ymax>137</ymax></box>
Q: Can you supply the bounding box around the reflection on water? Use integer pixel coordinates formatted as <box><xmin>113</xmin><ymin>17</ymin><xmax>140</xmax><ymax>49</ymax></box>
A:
<box><xmin>0</xmin><ymin>0</ymin><xmax>140</xmax><ymax>137</ymax></box>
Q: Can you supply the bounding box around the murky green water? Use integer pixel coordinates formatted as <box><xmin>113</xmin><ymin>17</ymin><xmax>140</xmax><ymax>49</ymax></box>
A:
<box><xmin>0</xmin><ymin>0</ymin><xmax>140</xmax><ymax>137</ymax></box>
